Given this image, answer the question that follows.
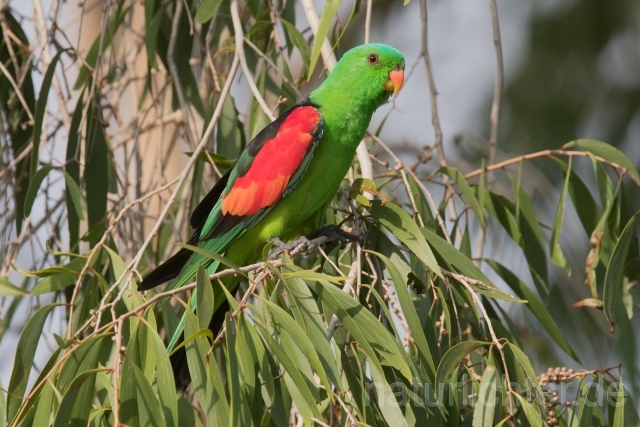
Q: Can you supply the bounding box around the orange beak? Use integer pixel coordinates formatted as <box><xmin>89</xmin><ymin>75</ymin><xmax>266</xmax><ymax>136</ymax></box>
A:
<box><xmin>385</xmin><ymin>68</ymin><xmax>404</xmax><ymax>94</ymax></box>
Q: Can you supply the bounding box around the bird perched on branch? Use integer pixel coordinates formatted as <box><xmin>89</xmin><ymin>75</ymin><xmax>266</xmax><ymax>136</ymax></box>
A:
<box><xmin>138</xmin><ymin>43</ymin><xmax>405</xmax><ymax>389</ymax></box>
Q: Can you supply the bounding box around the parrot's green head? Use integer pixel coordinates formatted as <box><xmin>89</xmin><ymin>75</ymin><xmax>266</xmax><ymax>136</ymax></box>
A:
<box><xmin>310</xmin><ymin>43</ymin><xmax>405</xmax><ymax>114</ymax></box>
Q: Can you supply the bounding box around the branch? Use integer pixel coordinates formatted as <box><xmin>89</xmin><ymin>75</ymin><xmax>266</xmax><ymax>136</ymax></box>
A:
<box><xmin>230</xmin><ymin>0</ymin><xmax>276</xmax><ymax>121</ymax></box>
<box><xmin>420</xmin><ymin>0</ymin><xmax>445</xmax><ymax>167</ymax></box>
<box><xmin>475</xmin><ymin>0</ymin><xmax>504</xmax><ymax>266</ymax></box>
<box><xmin>368</xmin><ymin>132</ymin><xmax>451</xmax><ymax>242</ymax></box>
<box><xmin>0</xmin><ymin>60</ymin><xmax>34</xmax><ymax>121</ymax></box>
<box><xmin>442</xmin><ymin>268</ymin><xmax>515</xmax><ymax>416</ymax></box>
<box><xmin>487</xmin><ymin>0</ymin><xmax>504</xmax><ymax>179</ymax></box>
<box><xmin>463</xmin><ymin>149</ymin><xmax>635</xmax><ymax>180</ymax></box>
<box><xmin>299</xmin><ymin>0</ymin><xmax>373</xmax><ymax>183</ymax></box>
<box><xmin>86</xmin><ymin>56</ymin><xmax>241</xmax><ymax>331</ymax></box>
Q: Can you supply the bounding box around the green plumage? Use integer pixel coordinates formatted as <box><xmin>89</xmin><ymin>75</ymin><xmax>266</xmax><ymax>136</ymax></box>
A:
<box><xmin>139</xmin><ymin>43</ymin><xmax>405</xmax><ymax>388</ymax></box>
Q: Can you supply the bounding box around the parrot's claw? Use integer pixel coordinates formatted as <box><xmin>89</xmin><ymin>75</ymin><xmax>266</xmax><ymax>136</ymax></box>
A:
<box><xmin>269</xmin><ymin>226</ymin><xmax>364</xmax><ymax>260</ymax></box>
<box><xmin>269</xmin><ymin>236</ymin><xmax>319</xmax><ymax>259</ymax></box>
<box><xmin>309</xmin><ymin>224</ymin><xmax>365</xmax><ymax>248</ymax></box>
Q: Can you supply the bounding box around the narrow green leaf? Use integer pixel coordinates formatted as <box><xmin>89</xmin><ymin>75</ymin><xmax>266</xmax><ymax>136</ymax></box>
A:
<box><xmin>196</xmin><ymin>265</ymin><xmax>214</xmax><ymax>329</ymax></box>
<box><xmin>509</xmin><ymin>176</ymin><xmax>549</xmax><ymax>301</ymax></box>
<box><xmin>486</xmin><ymin>260</ymin><xmax>580</xmax><ymax>362</ymax></box>
<box><xmin>438</xmin><ymin>166</ymin><xmax>486</xmax><ymax>227</ymax></box>
<box><xmin>577</xmin><ymin>380</ymin><xmax>598</xmax><ymax>427</ymax></box>
<box><xmin>368</xmin><ymin>362</ymin><xmax>411</xmax><ymax>427</ymax></box>
<box><xmin>139</xmin><ymin>318</ymin><xmax>178</xmax><ymax>427</ymax></box>
<box><xmin>8</xmin><ymin>346</ymin><xmax>62</xmax><ymax>426</ymax></box>
<box><xmin>552</xmin><ymin>157</ymin><xmax>601</xmax><ymax>236</ymax></box>
<box><xmin>53</xmin><ymin>368</ymin><xmax>109</xmax><ymax>427</ymax></box>
<box><xmin>604</xmin><ymin>215</ymin><xmax>637</xmax><ymax>328</ymax></box>
<box><xmin>6</xmin><ymin>303</ymin><xmax>61</xmax><ymax>423</ymax></box>
<box><xmin>254</xmin><ymin>321</ymin><xmax>322</xmax><ymax>424</ymax></box>
<box><xmin>472</xmin><ymin>365</ymin><xmax>498</xmax><ymax>427</ymax></box>
<box><xmin>215</xmin><ymin>94</ymin><xmax>245</xmax><ymax>160</ymax></box>
<box><xmin>370</xmin><ymin>200</ymin><xmax>442</xmax><ymax>278</ymax></box>
<box><xmin>1</xmin><ymin>11</ymin><xmax>36</xmax><ymax>234</ymax></box>
<box><xmin>306</xmin><ymin>276</ymin><xmax>413</xmax><ymax>381</ymax></box>
<box><xmin>144</xmin><ymin>0</ymin><xmax>163</xmax><ymax>69</ymax></box>
<box><xmin>184</xmin><ymin>150</ymin><xmax>235</xmax><ymax>168</ymax></box>
<box><xmin>24</xmin><ymin>165</ymin><xmax>55</xmax><ymax>218</ymax></box>
<box><xmin>57</xmin><ymin>335</ymin><xmax>109</xmax><ymax>394</ymax></box>
<box><xmin>257</xmin><ymin>297</ymin><xmax>332</xmax><ymax>394</ymax></box>
<box><xmin>280</xmin><ymin>18</ymin><xmax>310</xmax><ymax>77</ymax></box>
<box><xmin>105</xmin><ymin>246</ymin><xmax>143</xmax><ymax>310</ymax></box>
<box><xmin>85</xmin><ymin>100</ymin><xmax>110</xmax><ymax>236</ymax></box>
<box><xmin>307</xmin><ymin>0</ymin><xmax>342</xmax><ymax>78</ymax></box>
<box><xmin>31</xmin><ymin>380</ymin><xmax>54</xmax><ymax>427</ymax></box>
<box><xmin>234</xmin><ymin>314</ymin><xmax>263</xmax><ymax>424</ymax></box>
<box><xmin>184</xmin><ymin>305</ymin><xmax>211</xmax><ymax>406</ymax></box>
<box><xmin>0</xmin><ymin>278</ymin><xmax>27</xmax><ymax>296</ymax></box>
<box><xmin>30</xmin><ymin>50</ymin><xmax>65</xmax><ymax>179</ymax></box>
<box><xmin>550</xmin><ymin>157</ymin><xmax>572</xmax><ymax>274</ymax></box>
<box><xmin>205</xmin><ymin>344</ymin><xmax>230</xmax><ymax>426</ymax></box>
<box><xmin>370</xmin><ymin>250</ymin><xmax>437</xmax><ymax>381</ymax></box>
<box><xmin>406</xmin><ymin>173</ymin><xmax>436</xmax><ymax>230</ymax></box>
<box><xmin>281</xmin><ymin>276</ymin><xmax>342</xmax><ymax>390</ymax></box>
<box><xmin>563</xmin><ymin>139</ymin><xmax>640</xmax><ymax>185</ymax></box>
<box><xmin>168</xmin><ymin>328</ymin><xmax>213</xmax><ymax>356</ymax></box>
<box><xmin>194</xmin><ymin>0</ymin><xmax>223</xmax><ymax>23</ymax></box>
<box><xmin>422</xmin><ymin>228</ymin><xmax>522</xmax><ymax>302</ymax></box>
<box><xmin>613</xmin><ymin>378</ymin><xmax>640</xmax><ymax>427</ymax></box>
<box><xmin>120</xmin><ymin>355</ymin><xmax>166</xmax><ymax>427</ymax></box>
<box><xmin>513</xmin><ymin>393</ymin><xmax>543</xmax><ymax>427</ymax></box>
<box><xmin>65</xmin><ymin>94</ymin><xmax>84</xmax><ymax>249</ymax></box>
<box><xmin>505</xmin><ymin>343</ymin><xmax>544</xmax><ymax>400</ymax></box>
<box><xmin>62</xmin><ymin>171</ymin><xmax>87</xmax><ymax>221</ymax></box>
<box><xmin>435</xmin><ymin>341</ymin><xmax>487</xmax><ymax>386</ymax></box>
<box><xmin>589</xmin><ymin>152</ymin><xmax>617</xmax><ymax>227</ymax></box>
<box><xmin>30</xmin><ymin>250</ymin><xmax>100</xmax><ymax>295</ymax></box>
<box><xmin>226</xmin><ymin>314</ymin><xmax>253</xmax><ymax>427</ymax></box>
<box><xmin>176</xmin><ymin>243</ymin><xmax>246</xmax><ymax>277</ymax></box>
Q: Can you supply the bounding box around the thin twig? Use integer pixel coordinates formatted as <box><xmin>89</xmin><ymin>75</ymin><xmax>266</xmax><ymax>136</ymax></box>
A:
<box><xmin>442</xmin><ymin>269</ymin><xmax>515</xmax><ymax>416</ymax></box>
<box><xmin>463</xmin><ymin>149</ymin><xmax>634</xmax><ymax>180</ymax></box>
<box><xmin>487</xmin><ymin>0</ymin><xmax>504</xmax><ymax>182</ymax></box>
<box><xmin>419</xmin><ymin>0</ymin><xmax>445</xmax><ymax>167</ymax></box>
<box><xmin>230</xmin><ymin>0</ymin><xmax>276</xmax><ymax>121</ymax></box>
<box><xmin>92</xmin><ymin>57</ymin><xmax>240</xmax><ymax>314</ymax></box>
<box><xmin>326</xmin><ymin>261</ymin><xmax>358</xmax><ymax>339</ymax></box>
<box><xmin>243</xmin><ymin>36</ymin><xmax>303</xmax><ymax>99</ymax></box>
<box><xmin>112</xmin><ymin>318</ymin><xmax>124</xmax><ymax>426</ymax></box>
<box><xmin>364</xmin><ymin>0</ymin><xmax>372</xmax><ymax>44</ymax></box>
<box><xmin>475</xmin><ymin>0</ymin><xmax>505</xmax><ymax>267</ymax></box>
<box><xmin>299</xmin><ymin>0</ymin><xmax>374</xmax><ymax>185</ymax></box>
<box><xmin>368</xmin><ymin>132</ymin><xmax>451</xmax><ymax>242</ymax></box>
<box><xmin>0</xmin><ymin>60</ymin><xmax>34</xmax><ymax>121</ymax></box>
<box><xmin>69</xmin><ymin>178</ymin><xmax>180</xmax><ymax>337</ymax></box>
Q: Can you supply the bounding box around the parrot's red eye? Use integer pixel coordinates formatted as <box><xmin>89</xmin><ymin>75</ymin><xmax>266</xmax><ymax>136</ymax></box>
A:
<box><xmin>367</xmin><ymin>53</ymin><xmax>379</xmax><ymax>64</ymax></box>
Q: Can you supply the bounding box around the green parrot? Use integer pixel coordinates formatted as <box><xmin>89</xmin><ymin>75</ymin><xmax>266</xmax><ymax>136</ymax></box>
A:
<box><xmin>138</xmin><ymin>43</ymin><xmax>405</xmax><ymax>389</ymax></box>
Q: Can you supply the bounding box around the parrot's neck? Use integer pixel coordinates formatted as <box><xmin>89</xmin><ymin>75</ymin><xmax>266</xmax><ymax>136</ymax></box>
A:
<box><xmin>309</xmin><ymin>87</ymin><xmax>390</xmax><ymax>151</ymax></box>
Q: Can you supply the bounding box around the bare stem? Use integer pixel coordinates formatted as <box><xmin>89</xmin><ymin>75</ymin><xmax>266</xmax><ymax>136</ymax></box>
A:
<box><xmin>420</xmin><ymin>0</ymin><xmax>445</xmax><ymax>167</ymax></box>
<box><xmin>230</xmin><ymin>0</ymin><xmax>276</xmax><ymax>121</ymax></box>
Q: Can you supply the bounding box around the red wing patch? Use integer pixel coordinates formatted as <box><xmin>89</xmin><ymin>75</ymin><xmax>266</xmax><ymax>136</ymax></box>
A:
<box><xmin>221</xmin><ymin>106</ymin><xmax>322</xmax><ymax>216</ymax></box>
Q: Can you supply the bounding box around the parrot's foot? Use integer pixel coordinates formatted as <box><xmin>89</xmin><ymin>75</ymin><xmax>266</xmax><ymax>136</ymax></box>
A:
<box><xmin>308</xmin><ymin>224</ymin><xmax>365</xmax><ymax>248</ymax></box>
<box><xmin>269</xmin><ymin>226</ymin><xmax>363</xmax><ymax>260</ymax></box>
<box><xmin>270</xmin><ymin>236</ymin><xmax>320</xmax><ymax>259</ymax></box>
